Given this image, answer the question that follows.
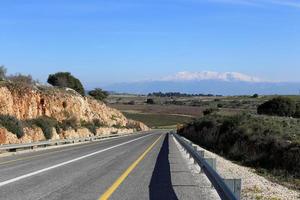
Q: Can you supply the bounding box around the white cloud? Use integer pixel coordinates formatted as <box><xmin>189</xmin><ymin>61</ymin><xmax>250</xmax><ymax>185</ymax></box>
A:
<box><xmin>161</xmin><ymin>71</ymin><xmax>263</xmax><ymax>82</ymax></box>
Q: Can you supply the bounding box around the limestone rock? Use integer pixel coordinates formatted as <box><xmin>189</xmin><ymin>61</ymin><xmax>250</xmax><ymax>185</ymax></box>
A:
<box><xmin>0</xmin><ymin>84</ymin><xmax>149</xmax><ymax>144</ymax></box>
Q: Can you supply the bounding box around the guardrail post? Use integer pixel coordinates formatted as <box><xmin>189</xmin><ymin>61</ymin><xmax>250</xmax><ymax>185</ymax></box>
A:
<box><xmin>204</xmin><ymin>158</ymin><xmax>216</xmax><ymax>171</ymax></box>
<box><xmin>223</xmin><ymin>179</ymin><xmax>241</xmax><ymax>200</ymax></box>
<box><xmin>197</xmin><ymin>150</ymin><xmax>205</xmax><ymax>157</ymax></box>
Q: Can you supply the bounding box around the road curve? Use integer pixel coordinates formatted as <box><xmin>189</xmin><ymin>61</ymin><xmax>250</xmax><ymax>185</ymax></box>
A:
<box><xmin>0</xmin><ymin>131</ymin><xmax>217</xmax><ymax>200</ymax></box>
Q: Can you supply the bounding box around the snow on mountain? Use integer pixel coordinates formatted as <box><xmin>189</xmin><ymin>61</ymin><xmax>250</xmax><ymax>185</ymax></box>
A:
<box><xmin>161</xmin><ymin>71</ymin><xmax>262</xmax><ymax>82</ymax></box>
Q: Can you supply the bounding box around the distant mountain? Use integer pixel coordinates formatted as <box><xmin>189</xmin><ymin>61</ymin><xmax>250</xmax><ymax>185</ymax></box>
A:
<box><xmin>103</xmin><ymin>71</ymin><xmax>300</xmax><ymax>95</ymax></box>
<box><xmin>162</xmin><ymin>71</ymin><xmax>262</xmax><ymax>82</ymax></box>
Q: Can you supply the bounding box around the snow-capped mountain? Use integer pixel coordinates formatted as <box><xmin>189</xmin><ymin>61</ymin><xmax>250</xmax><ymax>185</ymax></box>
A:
<box><xmin>161</xmin><ymin>71</ymin><xmax>262</xmax><ymax>82</ymax></box>
<box><xmin>104</xmin><ymin>71</ymin><xmax>300</xmax><ymax>95</ymax></box>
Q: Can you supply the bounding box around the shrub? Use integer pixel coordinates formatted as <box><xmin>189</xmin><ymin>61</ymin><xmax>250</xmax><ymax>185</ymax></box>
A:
<box><xmin>61</xmin><ymin>117</ymin><xmax>78</xmax><ymax>131</ymax></box>
<box><xmin>8</xmin><ymin>74</ymin><xmax>35</xmax><ymax>85</ymax></box>
<box><xmin>178</xmin><ymin>114</ymin><xmax>300</xmax><ymax>178</ymax></box>
<box><xmin>80</xmin><ymin>119</ymin><xmax>105</xmax><ymax>135</ymax></box>
<box><xmin>0</xmin><ymin>115</ymin><xmax>24</xmax><ymax>138</ymax></box>
<box><xmin>112</xmin><ymin>123</ymin><xmax>124</xmax><ymax>129</ymax></box>
<box><xmin>257</xmin><ymin>97</ymin><xmax>296</xmax><ymax>117</ymax></box>
<box><xmin>88</xmin><ymin>88</ymin><xmax>109</xmax><ymax>101</ymax></box>
<box><xmin>128</xmin><ymin>101</ymin><xmax>135</xmax><ymax>105</ymax></box>
<box><xmin>252</xmin><ymin>94</ymin><xmax>259</xmax><ymax>98</ymax></box>
<box><xmin>27</xmin><ymin>117</ymin><xmax>60</xmax><ymax>140</ymax></box>
<box><xmin>92</xmin><ymin>118</ymin><xmax>104</xmax><ymax>127</ymax></box>
<box><xmin>203</xmin><ymin>108</ymin><xmax>218</xmax><ymax>116</ymax></box>
<box><xmin>146</xmin><ymin>98</ymin><xmax>155</xmax><ymax>104</ymax></box>
<box><xmin>217</xmin><ymin>103</ymin><xmax>223</xmax><ymax>108</ymax></box>
<box><xmin>81</xmin><ymin>120</ymin><xmax>97</xmax><ymax>135</ymax></box>
<box><xmin>47</xmin><ymin>72</ymin><xmax>85</xmax><ymax>96</ymax></box>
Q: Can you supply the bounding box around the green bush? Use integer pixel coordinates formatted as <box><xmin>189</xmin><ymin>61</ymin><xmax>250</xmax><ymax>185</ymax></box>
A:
<box><xmin>80</xmin><ymin>119</ymin><xmax>105</xmax><ymax>135</ymax></box>
<box><xmin>178</xmin><ymin>114</ymin><xmax>300</xmax><ymax>178</ymax></box>
<box><xmin>203</xmin><ymin>108</ymin><xmax>218</xmax><ymax>116</ymax></box>
<box><xmin>92</xmin><ymin>118</ymin><xmax>104</xmax><ymax>127</ymax></box>
<box><xmin>27</xmin><ymin>117</ymin><xmax>60</xmax><ymax>140</ymax></box>
<box><xmin>61</xmin><ymin>117</ymin><xmax>78</xmax><ymax>131</ymax></box>
<box><xmin>0</xmin><ymin>115</ymin><xmax>24</xmax><ymax>138</ymax></box>
<box><xmin>112</xmin><ymin>123</ymin><xmax>124</xmax><ymax>129</ymax></box>
<box><xmin>47</xmin><ymin>72</ymin><xmax>85</xmax><ymax>96</ymax></box>
<box><xmin>257</xmin><ymin>97</ymin><xmax>296</xmax><ymax>117</ymax></box>
<box><xmin>146</xmin><ymin>98</ymin><xmax>155</xmax><ymax>104</ymax></box>
<box><xmin>81</xmin><ymin>120</ymin><xmax>97</xmax><ymax>135</ymax></box>
<box><xmin>88</xmin><ymin>88</ymin><xmax>108</xmax><ymax>101</ymax></box>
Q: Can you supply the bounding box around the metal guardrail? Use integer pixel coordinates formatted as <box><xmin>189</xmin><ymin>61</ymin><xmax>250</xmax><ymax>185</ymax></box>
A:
<box><xmin>0</xmin><ymin>131</ymin><xmax>146</xmax><ymax>152</ymax></box>
<box><xmin>172</xmin><ymin>132</ymin><xmax>239</xmax><ymax>200</ymax></box>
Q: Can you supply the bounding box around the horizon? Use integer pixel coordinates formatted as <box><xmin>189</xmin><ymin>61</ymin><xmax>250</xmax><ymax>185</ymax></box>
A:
<box><xmin>0</xmin><ymin>0</ymin><xmax>299</xmax><ymax>88</ymax></box>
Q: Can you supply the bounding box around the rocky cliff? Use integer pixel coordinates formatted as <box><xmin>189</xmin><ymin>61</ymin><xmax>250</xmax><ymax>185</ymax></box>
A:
<box><xmin>0</xmin><ymin>83</ymin><xmax>149</xmax><ymax>144</ymax></box>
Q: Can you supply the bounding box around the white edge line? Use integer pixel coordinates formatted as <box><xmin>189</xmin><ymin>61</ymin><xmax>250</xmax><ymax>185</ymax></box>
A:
<box><xmin>0</xmin><ymin>134</ymin><xmax>154</xmax><ymax>187</ymax></box>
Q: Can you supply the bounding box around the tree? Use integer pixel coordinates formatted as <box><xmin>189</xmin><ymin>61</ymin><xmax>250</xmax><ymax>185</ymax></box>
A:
<box><xmin>88</xmin><ymin>88</ymin><xmax>109</xmax><ymax>101</ymax></box>
<box><xmin>252</xmin><ymin>94</ymin><xmax>259</xmax><ymax>98</ymax></box>
<box><xmin>0</xmin><ymin>66</ymin><xmax>7</xmax><ymax>81</ymax></box>
<box><xmin>47</xmin><ymin>72</ymin><xmax>85</xmax><ymax>96</ymax></box>
<box><xmin>257</xmin><ymin>97</ymin><xmax>296</xmax><ymax>117</ymax></box>
<box><xmin>146</xmin><ymin>98</ymin><xmax>155</xmax><ymax>104</ymax></box>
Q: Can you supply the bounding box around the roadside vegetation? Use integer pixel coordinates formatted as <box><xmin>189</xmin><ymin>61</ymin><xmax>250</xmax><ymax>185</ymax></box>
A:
<box><xmin>0</xmin><ymin>114</ymin><xmax>112</xmax><ymax>140</ymax></box>
<box><xmin>80</xmin><ymin>119</ymin><xmax>104</xmax><ymax>135</ymax></box>
<box><xmin>88</xmin><ymin>88</ymin><xmax>109</xmax><ymax>101</ymax></box>
<box><xmin>0</xmin><ymin>115</ymin><xmax>24</xmax><ymax>138</ymax></box>
<box><xmin>258</xmin><ymin>96</ymin><xmax>300</xmax><ymax>118</ymax></box>
<box><xmin>0</xmin><ymin>112</ymin><xmax>142</xmax><ymax>141</ymax></box>
<box><xmin>177</xmin><ymin>96</ymin><xmax>300</xmax><ymax>190</ymax></box>
<box><xmin>26</xmin><ymin>117</ymin><xmax>61</xmax><ymax>139</ymax></box>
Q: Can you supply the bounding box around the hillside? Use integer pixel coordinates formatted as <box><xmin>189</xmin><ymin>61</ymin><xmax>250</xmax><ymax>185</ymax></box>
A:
<box><xmin>0</xmin><ymin>82</ymin><xmax>149</xmax><ymax>144</ymax></box>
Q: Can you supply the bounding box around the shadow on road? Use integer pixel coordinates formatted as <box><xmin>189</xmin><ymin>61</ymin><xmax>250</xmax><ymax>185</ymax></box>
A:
<box><xmin>149</xmin><ymin>134</ymin><xmax>178</xmax><ymax>200</ymax></box>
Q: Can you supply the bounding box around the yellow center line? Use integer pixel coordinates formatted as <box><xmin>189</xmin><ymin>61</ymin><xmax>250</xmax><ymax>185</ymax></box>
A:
<box><xmin>99</xmin><ymin>134</ymin><xmax>164</xmax><ymax>200</ymax></box>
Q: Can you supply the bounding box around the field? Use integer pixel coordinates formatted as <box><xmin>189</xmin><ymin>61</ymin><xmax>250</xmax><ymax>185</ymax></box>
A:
<box><xmin>107</xmin><ymin>93</ymin><xmax>300</xmax><ymax>190</ymax></box>
<box><xmin>107</xmin><ymin>94</ymin><xmax>300</xmax><ymax>128</ymax></box>
<box><xmin>123</xmin><ymin>112</ymin><xmax>193</xmax><ymax>129</ymax></box>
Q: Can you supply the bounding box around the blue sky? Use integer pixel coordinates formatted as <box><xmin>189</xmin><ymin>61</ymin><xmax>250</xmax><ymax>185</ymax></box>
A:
<box><xmin>0</xmin><ymin>0</ymin><xmax>299</xmax><ymax>87</ymax></box>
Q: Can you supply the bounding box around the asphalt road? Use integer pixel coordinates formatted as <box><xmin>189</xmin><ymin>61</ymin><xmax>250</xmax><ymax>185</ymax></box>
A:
<box><xmin>0</xmin><ymin>131</ymin><xmax>218</xmax><ymax>200</ymax></box>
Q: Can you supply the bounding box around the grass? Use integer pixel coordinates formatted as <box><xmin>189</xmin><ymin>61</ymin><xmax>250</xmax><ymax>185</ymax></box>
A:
<box><xmin>109</xmin><ymin>104</ymin><xmax>203</xmax><ymax>117</ymax></box>
<box><xmin>123</xmin><ymin>112</ymin><xmax>194</xmax><ymax>128</ymax></box>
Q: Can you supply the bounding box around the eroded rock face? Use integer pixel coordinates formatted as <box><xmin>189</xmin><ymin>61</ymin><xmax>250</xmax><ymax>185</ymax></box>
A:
<box><xmin>0</xmin><ymin>128</ymin><xmax>19</xmax><ymax>144</ymax></box>
<box><xmin>0</xmin><ymin>86</ymin><xmax>128</xmax><ymax>125</ymax></box>
<box><xmin>22</xmin><ymin>127</ymin><xmax>45</xmax><ymax>143</ymax></box>
<box><xmin>0</xmin><ymin>85</ymin><xmax>149</xmax><ymax>144</ymax></box>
